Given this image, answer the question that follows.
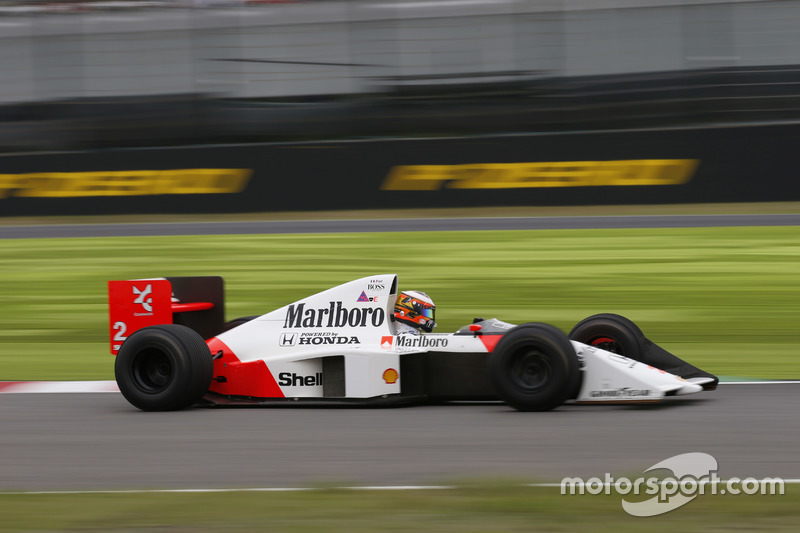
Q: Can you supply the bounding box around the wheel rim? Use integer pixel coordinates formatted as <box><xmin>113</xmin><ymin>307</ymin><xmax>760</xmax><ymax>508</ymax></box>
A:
<box><xmin>509</xmin><ymin>349</ymin><xmax>552</xmax><ymax>391</ymax></box>
<box><xmin>591</xmin><ymin>336</ymin><xmax>624</xmax><ymax>354</ymax></box>
<box><xmin>131</xmin><ymin>347</ymin><xmax>173</xmax><ymax>393</ymax></box>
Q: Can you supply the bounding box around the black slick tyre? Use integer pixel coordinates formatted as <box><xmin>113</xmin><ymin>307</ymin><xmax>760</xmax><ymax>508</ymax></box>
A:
<box><xmin>570</xmin><ymin>313</ymin><xmax>719</xmax><ymax>389</ymax></box>
<box><xmin>115</xmin><ymin>324</ymin><xmax>213</xmax><ymax>411</ymax></box>
<box><xmin>489</xmin><ymin>323</ymin><xmax>580</xmax><ymax>411</ymax></box>
<box><xmin>568</xmin><ymin>313</ymin><xmax>647</xmax><ymax>360</ymax></box>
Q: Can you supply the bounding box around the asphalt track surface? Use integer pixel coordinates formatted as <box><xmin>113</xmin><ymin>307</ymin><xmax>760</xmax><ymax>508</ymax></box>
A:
<box><xmin>0</xmin><ymin>384</ymin><xmax>798</xmax><ymax>491</ymax></box>
<box><xmin>2</xmin><ymin>213</ymin><xmax>800</xmax><ymax>239</ymax></box>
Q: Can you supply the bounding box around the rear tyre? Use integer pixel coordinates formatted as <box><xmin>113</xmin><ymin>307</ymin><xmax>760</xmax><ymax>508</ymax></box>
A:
<box><xmin>568</xmin><ymin>313</ymin><xmax>647</xmax><ymax>360</ymax></box>
<box><xmin>489</xmin><ymin>323</ymin><xmax>580</xmax><ymax>411</ymax></box>
<box><xmin>115</xmin><ymin>324</ymin><xmax>213</xmax><ymax>411</ymax></box>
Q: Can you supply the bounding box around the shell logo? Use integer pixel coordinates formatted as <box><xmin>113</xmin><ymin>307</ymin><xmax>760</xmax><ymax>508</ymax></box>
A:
<box><xmin>382</xmin><ymin>368</ymin><xmax>399</xmax><ymax>384</ymax></box>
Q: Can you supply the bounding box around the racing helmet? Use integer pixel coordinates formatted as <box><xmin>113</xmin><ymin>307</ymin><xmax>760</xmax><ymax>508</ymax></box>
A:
<box><xmin>394</xmin><ymin>290</ymin><xmax>436</xmax><ymax>332</ymax></box>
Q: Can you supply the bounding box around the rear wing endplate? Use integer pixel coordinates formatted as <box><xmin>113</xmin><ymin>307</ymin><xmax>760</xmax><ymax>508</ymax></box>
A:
<box><xmin>108</xmin><ymin>276</ymin><xmax>225</xmax><ymax>354</ymax></box>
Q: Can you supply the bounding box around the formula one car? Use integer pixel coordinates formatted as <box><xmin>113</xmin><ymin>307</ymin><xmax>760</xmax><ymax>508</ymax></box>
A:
<box><xmin>108</xmin><ymin>275</ymin><xmax>717</xmax><ymax>412</ymax></box>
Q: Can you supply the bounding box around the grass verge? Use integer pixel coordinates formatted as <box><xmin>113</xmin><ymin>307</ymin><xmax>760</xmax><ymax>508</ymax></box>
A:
<box><xmin>0</xmin><ymin>484</ymin><xmax>796</xmax><ymax>532</ymax></box>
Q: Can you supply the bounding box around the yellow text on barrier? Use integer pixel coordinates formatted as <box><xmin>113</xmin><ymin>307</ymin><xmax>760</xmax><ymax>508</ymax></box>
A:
<box><xmin>381</xmin><ymin>160</ymin><xmax>699</xmax><ymax>190</ymax></box>
<box><xmin>0</xmin><ymin>168</ymin><xmax>252</xmax><ymax>199</ymax></box>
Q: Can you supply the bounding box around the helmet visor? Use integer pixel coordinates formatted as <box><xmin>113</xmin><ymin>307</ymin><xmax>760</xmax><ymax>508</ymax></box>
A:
<box><xmin>420</xmin><ymin>305</ymin><xmax>435</xmax><ymax>320</ymax></box>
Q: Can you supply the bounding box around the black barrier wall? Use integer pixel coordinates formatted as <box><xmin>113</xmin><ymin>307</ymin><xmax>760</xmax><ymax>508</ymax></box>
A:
<box><xmin>1</xmin><ymin>123</ymin><xmax>798</xmax><ymax>217</ymax></box>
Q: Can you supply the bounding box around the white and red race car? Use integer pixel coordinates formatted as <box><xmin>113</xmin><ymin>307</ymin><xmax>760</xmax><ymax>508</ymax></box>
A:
<box><xmin>108</xmin><ymin>274</ymin><xmax>717</xmax><ymax>412</ymax></box>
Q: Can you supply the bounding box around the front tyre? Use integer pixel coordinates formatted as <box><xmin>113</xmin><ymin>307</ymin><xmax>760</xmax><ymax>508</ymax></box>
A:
<box><xmin>489</xmin><ymin>323</ymin><xmax>580</xmax><ymax>411</ymax></box>
<box><xmin>569</xmin><ymin>313</ymin><xmax>719</xmax><ymax>389</ymax></box>
<box><xmin>568</xmin><ymin>313</ymin><xmax>646</xmax><ymax>360</ymax></box>
<box><xmin>115</xmin><ymin>324</ymin><xmax>213</xmax><ymax>411</ymax></box>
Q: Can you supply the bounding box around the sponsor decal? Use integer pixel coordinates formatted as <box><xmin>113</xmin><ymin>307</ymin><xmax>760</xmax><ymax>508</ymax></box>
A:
<box><xmin>300</xmin><ymin>337</ymin><xmax>360</xmax><ymax>345</ymax></box>
<box><xmin>381</xmin><ymin>160</ymin><xmax>698</xmax><ymax>190</ymax></box>
<box><xmin>283</xmin><ymin>301</ymin><xmax>386</xmax><ymax>328</ymax></box>
<box><xmin>395</xmin><ymin>335</ymin><xmax>449</xmax><ymax>349</ymax></box>
<box><xmin>380</xmin><ymin>336</ymin><xmax>394</xmax><ymax>350</ymax></box>
<box><xmin>0</xmin><ymin>169</ymin><xmax>251</xmax><ymax>198</ymax></box>
<box><xmin>132</xmin><ymin>284</ymin><xmax>153</xmax><ymax>316</ymax></box>
<box><xmin>278</xmin><ymin>372</ymin><xmax>323</xmax><ymax>387</ymax></box>
<box><xmin>279</xmin><ymin>333</ymin><xmax>298</xmax><ymax>347</ymax></box>
<box><xmin>280</xmin><ymin>332</ymin><xmax>361</xmax><ymax>347</ymax></box>
<box><xmin>590</xmin><ymin>388</ymin><xmax>651</xmax><ymax>398</ymax></box>
<box><xmin>358</xmin><ymin>289</ymin><xmax>379</xmax><ymax>303</ymax></box>
<box><xmin>368</xmin><ymin>280</ymin><xmax>385</xmax><ymax>291</ymax></box>
<box><xmin>356</xmin><ymin>280</ymin><xmax>385</xmax><ymax>302</ymax></box>
<box><xmin>383</xmin><ymin>368</ymin><xmax>399</xmax><ymax>384</ymax></box>
<box><xmin>302</xmin><ymin>332</ymin><xmax>360</xmax><ymax>345</ymax></box>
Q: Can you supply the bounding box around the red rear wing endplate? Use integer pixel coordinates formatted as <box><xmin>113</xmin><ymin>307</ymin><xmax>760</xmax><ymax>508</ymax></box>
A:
<box><xmin>108</xmin><ymin>277</ymin><xmax>224</xmax><ymax>355</ymax></box>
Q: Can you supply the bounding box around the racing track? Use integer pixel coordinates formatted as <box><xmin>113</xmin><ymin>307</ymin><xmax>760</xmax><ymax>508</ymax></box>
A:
<box><xmin>1</xmin><ymin>213</ymin><xmax>800</xmax><ymax>239</ymax></box>
<box><xmin>1</xmin><ymin>213</ymin><xmax>799</xmax><ymax>491</ymax></box>
<box><xmin>1</xmin><ymin>384</ymin><xmax>799</xmax><ymax>491</ymax></box>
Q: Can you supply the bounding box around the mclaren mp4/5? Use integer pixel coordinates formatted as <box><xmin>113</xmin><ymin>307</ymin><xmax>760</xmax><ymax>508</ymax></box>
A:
<box><xmin>108</xmin><ymin>274</ymin><xmax>717</xmax><ymax>412</ymax></box>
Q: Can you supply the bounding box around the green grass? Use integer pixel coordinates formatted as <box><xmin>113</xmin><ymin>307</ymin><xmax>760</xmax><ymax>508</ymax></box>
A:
<box><xmin>0</xmin><ymin>485</ymin><xmax>797</xmax><ymax>532</ymax></box>
<box><xmin>1</xmin><ymin>226</ymin><xmax>799</xmax><ymax>380</ymax></box>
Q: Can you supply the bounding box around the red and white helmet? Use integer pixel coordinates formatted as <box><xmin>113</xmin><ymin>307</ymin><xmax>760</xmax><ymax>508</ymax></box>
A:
<box><xmin>394</xmin><ymin>290</ymin><xmax>436</xmax><ymax>332</ymax></box>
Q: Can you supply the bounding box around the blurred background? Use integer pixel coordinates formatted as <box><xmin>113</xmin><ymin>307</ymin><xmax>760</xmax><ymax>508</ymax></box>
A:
<box><xmin>2</xmin><ymin>0</ymin><xmax>800</xmax><ymax>152</ymax></box>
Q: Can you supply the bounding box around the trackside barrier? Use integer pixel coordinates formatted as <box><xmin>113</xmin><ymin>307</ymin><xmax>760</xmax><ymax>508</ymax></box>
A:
<box><xmin>2</xmin><ymin>124</ymin><xmax>799</xmax><ymax>216</ymax></box>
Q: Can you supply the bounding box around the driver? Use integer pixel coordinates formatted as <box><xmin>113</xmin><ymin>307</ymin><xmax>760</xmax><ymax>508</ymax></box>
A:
<box><xmin>393</xmin><ymin>290</ymin><xmax>436</xmax><ymax>334</ymax></box>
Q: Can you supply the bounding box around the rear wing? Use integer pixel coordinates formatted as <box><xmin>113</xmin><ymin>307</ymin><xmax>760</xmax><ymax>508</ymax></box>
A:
<box><xmin>108</xmin><ymin>276</ymin><xmax>225</xmax><ymax>355</ymax></box>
